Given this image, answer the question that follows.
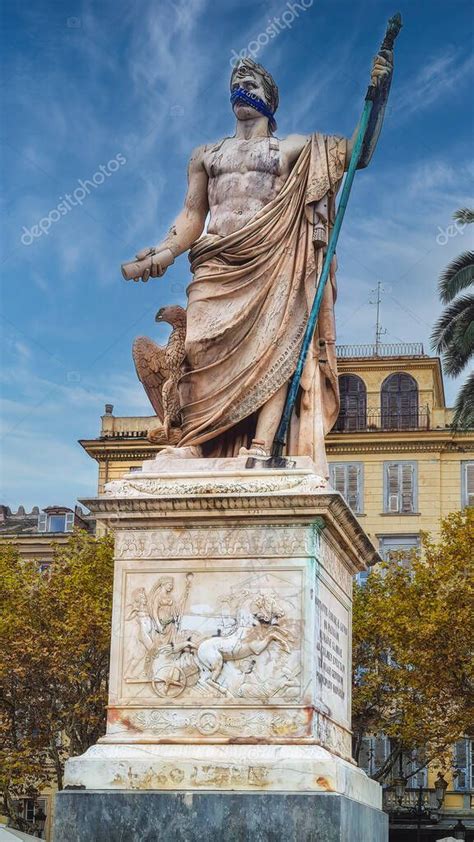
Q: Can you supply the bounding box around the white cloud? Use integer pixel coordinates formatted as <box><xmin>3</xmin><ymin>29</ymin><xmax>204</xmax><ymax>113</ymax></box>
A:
<box><xmin>393</xmin><ymin>47</ymin><xmax>474</xmax><ymax>121</ymax></box>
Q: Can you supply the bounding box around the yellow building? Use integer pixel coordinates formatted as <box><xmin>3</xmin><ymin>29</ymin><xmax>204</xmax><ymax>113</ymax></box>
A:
<box><xmin>80</xmin><ymin>343</ymin><xmax>473</xmax><ymax>840</ymax></box>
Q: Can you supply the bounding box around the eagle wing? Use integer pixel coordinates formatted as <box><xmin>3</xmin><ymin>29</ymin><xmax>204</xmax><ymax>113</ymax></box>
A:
<box><xmin>132</xmin><ymin>336</ymin><xmax>169</xmax><ymax>420</ymax></box>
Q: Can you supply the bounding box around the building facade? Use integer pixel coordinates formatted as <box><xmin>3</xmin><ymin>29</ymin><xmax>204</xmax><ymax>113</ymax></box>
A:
<box><xmin>0</xmin><ymin>504</ymin><xmax>94</xmax><ymax>566</ymax></box>
<box><xmin>80</xmin><ymin>343</ymin><xmax>473</xmax><ymax>840</ymax></box>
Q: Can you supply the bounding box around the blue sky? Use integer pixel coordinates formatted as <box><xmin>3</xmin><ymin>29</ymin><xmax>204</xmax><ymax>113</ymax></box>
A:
<box><xmin>1</xmin><ymin>0</ymin><xmax>473</xmax><ymax>510</ymax></box>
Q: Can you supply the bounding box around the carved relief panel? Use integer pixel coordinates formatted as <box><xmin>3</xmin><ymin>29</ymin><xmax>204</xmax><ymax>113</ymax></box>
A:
<box><xmin>117</xmin><ymin>562</ymin><xmax>307</xmax><ymax>707</ymax></box>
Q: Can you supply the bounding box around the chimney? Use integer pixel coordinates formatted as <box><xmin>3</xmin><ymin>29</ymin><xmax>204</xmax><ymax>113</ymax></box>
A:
<box><xmin>101</xmin><ymin>403</ymin><xmax>115</xmax><ymax>437</ymax></box>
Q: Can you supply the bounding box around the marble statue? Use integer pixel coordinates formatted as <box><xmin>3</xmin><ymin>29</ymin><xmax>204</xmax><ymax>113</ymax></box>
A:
<box><xmin>123</xmin><ymin>52</ymin><xmax>393</xmax><ymax>474</ymax></box>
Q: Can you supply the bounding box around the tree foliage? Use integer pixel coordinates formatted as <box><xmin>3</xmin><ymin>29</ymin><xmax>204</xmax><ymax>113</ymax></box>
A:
<box><xmin>431</xmin><ymin>208</ymin><xmax>474</xmax><ymax>429</ymax></box>
<box><xmin>352</xmin><ymin>509</ymin><xmax>474</xmax><ymax>782</ymax></box>
<box><xmin>0</xmin><ymin>531</ymin><xmax>113</xmax><ymax>831</ymax></box>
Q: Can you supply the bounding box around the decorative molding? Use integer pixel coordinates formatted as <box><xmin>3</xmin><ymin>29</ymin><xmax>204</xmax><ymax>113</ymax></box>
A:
<box><xmin>327</xmin><ymin>440</ymin><xmax>474</xmax><ymax>455</ymax></box>
<box><xmin>104</xmin><ymin>472</ymin><xmax>327</xmax><ymax>499</ymax></box>
<box><xmin>116</xmin><ymin>525</ymin><xmax>318</xmax><ymax>560</ymax></box>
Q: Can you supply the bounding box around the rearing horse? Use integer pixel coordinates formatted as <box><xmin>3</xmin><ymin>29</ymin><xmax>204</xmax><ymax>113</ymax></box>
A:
<box><xmin>197</xmin><ymin>606</ymin><xmax>291</xmax><ymax>694</ymax></box>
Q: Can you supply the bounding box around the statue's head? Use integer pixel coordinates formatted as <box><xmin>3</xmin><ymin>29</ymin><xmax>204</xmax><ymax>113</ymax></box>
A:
<box><xmin>230</xmin><ymin>58</ymin><xmax>279</xmax><ymax>132</ymax></box>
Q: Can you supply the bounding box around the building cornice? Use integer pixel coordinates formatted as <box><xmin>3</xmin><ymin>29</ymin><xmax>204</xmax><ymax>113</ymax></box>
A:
<box><xmin>326</xmin><ymin>429</ymin><xmax>474</xmax><ymax>455</ymax></box>
<box><xmin>79</xmin><ymin>439</ymin><xmax>160</xmax><ymax>462</ymax></box>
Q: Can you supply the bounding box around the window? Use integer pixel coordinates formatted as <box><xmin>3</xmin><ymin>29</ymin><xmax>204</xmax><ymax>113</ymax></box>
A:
<box><xmin>329</xmin><ymin>462</ymin><xmax>363</xmax><ymax>513</ymax></box>
<box><xmin>461</xmin><ymin>462</ymin><xmax>474</xmax><ymax>508</ymax></box>
<box><xmin>14</xmin><ymin>797</ymin><xmax>47</xmax><ymax>825</ymax></box>
<box><xmin>359</xmin><ymin>735</ymin><xmax>390</xmax><ymax>777</ymax></box>
<box><xmin>334</xmin><ymin>374</ymin><xmax>367</xmax><ymax>432</ymax></box>
<box><xmin>384</xmin><ymin>461</ymin><xmax>417</xmax><ymax>513</ymax></box>
<box><xmin>453</xmin><ymin>738</ymin><xmax>473</xmax><ymax>791</ymax></box>
<box><xmin>38</xmin><ymin>561</ymin><xmax>51</xmax><ymax>575</ymax></box>
<box><xmin>381</xmin><ymin>372</ymin><xmax>419</xmax><ymax>430</ymax></box>
<box><xmin>359</xmin><ymin>736</ymin><xmax>427</xmax><ymax>786</ymax></box>
<box><xmin>38</xmin><ymin>512</ymin><xmax>74</xmax><ymax>533</ymax></box>
<box><xmin>378</xmin><ymin>535</ymin><xmax>420</xmax><ymax>568</ymax></box>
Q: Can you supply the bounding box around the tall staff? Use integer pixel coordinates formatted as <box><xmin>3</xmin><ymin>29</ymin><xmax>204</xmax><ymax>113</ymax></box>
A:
<box><xmin>264</xmin><ymin>13</ymin><xmax>403</xmax><ymax>467</ymax></box>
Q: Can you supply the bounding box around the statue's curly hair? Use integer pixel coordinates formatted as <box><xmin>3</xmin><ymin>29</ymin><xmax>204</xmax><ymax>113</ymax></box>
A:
<box><xmin>230</xmin><ymin>58</ymin><xmax>279</xmax><ymax>116</ymax></box>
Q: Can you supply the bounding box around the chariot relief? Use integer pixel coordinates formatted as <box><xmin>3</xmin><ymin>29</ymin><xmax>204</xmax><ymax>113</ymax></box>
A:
<box><xmin>123</xmin><ymin>570</ymin><xmax>302</xmax><ymax>702</ymax></box>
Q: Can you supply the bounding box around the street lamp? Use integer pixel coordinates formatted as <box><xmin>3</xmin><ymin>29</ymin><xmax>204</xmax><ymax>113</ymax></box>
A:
<box><xmin>452</xmin><ymin>819</ymin><xmax>467</xmax><ymax>840</ymax></box>
<box><xmin>434</xmin><ymin>772</ymin><xmax>448</xmax><ymax>807</ymax></box>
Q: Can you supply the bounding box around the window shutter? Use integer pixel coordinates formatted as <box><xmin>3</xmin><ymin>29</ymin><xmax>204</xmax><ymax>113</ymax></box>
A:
<box><xmin>65</xmin><ymin>512</ymin><xmax>74</xmax><ymax>532</ymax></box>
<box><xmin>359</xmin><ymin>737</ymin><xmax>372</xmax><ymax>774</ymax></box>
<box><xmin>454</xmin><ymin>739</ymin><xmax>468</xmax><ymax>790</ymax></box>
<box><xmin>347</xmin><ymin>464</ymin><xmax>360</xmax><ymax>512</ymax></box>
<box><xmin>373</xmin><ymin>735</ymin><xmax>389</xmax><ymax>773</ymax></box>
<box><xmin>464</xmin><ymin>462</ymin><xmax>474</xmax><ymax>507</ymax></box>
<box><xmin>400</xmin><ymin>463</ymin><xmax>415</xmax><ymax>512</ymax></box>
<box><xmin>386</xmin><ymin>464</ymin><xmax>400</xmax><ymax>512</ymax></box>
<box><xmin>332</xmin><ymin>464</ymin><xmax>346</xmax><ymax>496</ymax></box>
<box><xmin>37</xmin><ymin>512</ymin><xmax>47</xmax><ymax>532</ymax></box>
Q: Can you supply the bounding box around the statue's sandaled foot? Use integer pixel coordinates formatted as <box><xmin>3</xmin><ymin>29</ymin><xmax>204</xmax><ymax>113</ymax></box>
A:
<box><xmin>238</xmin><ymin>439</ymin><xmax>268</xmax><ymax>457</ymax></box>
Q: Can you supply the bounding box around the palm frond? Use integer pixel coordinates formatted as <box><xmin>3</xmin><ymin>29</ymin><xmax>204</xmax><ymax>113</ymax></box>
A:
<box><xmin>451</xmin><ymin>372</ymin><xmax>474</xmax><ymax>430</ymax></box>
<box><xmin>441</xmin><ymin>315</ymin><xmax>474</xmax><ymax>376</ymax></box>
<box><xmin>438</xmin><ymin>251</ymin><xmax>474</xmax><ymax>304</ymax></box>
<box><xmin>453</xmin><ymin>208</ymin><xmax>474</xmax><ymax>226</ymax></box>
<box><xmin>430</xmin><ymin>293</ymin><xmax>474</xmax><ymax>353</ymax></box>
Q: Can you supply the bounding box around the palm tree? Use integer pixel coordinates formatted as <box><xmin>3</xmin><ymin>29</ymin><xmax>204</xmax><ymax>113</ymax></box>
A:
<box><xmin>431</xmin><ymin>208</ymin><xmax>474</xmax><ymax>429</ymax></box>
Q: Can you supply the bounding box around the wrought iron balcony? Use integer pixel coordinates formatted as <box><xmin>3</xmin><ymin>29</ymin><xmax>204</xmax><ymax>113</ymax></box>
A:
<box><xmin>333</xmin><ymin>406</ymin><xmax>430</xmax><ymax>433</ymax></box>
<box><xmin>336</xmin><ymin>342</ymin><xmax>425</xmax><ymax>358</ymax></box>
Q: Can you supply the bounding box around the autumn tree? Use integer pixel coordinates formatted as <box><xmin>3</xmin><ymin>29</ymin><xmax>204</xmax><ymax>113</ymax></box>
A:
<box><xmin>0</xmin><ymin>531</ymin><xmax>113</xmax><ymax>831</ymax></box>
<box><xmin>352</xmin><ymin>508</ymin><xmax>474</xmax><ymax>783</ymax></box>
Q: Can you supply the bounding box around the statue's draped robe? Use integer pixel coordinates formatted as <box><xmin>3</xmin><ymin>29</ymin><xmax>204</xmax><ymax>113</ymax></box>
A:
<box><xmin>178</xmin><ymin>133</ymin><xmax>347</xmax><ymax>475</ymax></box>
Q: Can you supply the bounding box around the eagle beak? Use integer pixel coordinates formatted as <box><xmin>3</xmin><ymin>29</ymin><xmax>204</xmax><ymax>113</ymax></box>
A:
<box><xmin>155</xmin><ymin>311</ymin><xmax>163</xmax><ymax>322</ymax></box>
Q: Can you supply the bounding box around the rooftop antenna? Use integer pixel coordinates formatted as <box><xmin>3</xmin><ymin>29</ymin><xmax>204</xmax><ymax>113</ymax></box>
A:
<box><xmin>370</xmin><ymin>280</ymin><xmax>387</xmax><ymax>355</ymax></box>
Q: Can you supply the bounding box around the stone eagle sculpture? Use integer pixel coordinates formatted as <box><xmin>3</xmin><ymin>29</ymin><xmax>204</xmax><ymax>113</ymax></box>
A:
<box><xmin>132</xmin><ymin>304</ymin><xmax>187</xmax><ymax>443</ymax></box>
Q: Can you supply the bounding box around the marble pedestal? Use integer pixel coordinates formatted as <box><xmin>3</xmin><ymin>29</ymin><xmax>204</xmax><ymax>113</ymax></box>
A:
<box><xmin>54</xmin><ymin>456</ymin><xmax>386</xmax><ymax>841</ymax></box>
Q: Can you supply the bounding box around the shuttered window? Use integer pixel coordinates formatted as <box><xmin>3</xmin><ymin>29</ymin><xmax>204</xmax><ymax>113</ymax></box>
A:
<box><xmin>381</xmin><ymin>372</ymin><xmax>419</xmax><ymax>430</ymax></box>
<box><xmin>334</xmin><ymin>375</ymin><xmax>367</xmax><ymax>431</ymax></box>
<box><xmin>358</xmin><ymin>735</ymin><xmax>390</xmax><ymax>776</ymax></box>
<box><xmin>379</xmin><ymin>535</ymin><xmax>420</xmax><ymax>569</ymax></box>
<box><xmin>402</xmin><ymin>749</ymin><xmax>428</xmax><ymax>787</ymax></box>
<box><xmin>65</xmin><ymin>512</ymin><xmax>75</xmax><ymax>532</ymax></box>
<box><xmin>384</xmin><ymin>462</ymin><xmax>417</xmax><ymax>513</ymax></box>
<box><xmin>453</xmin><ymin>738</ymin><xmax>473</xmax><ymax>790</ymax></box>
<box><xmin>330</xmin><ymin>462</ymin><xmax>363</xmax><ymax>513</ymax></box>
<box><xmin>461</xmin><ymin>462</ymin><xmax>474</xmax><ymax>508</ymax></box>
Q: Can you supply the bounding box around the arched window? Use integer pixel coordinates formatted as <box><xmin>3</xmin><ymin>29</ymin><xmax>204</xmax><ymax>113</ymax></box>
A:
<box><xmin>381</xmin><ymin>372</ymin><xmax>419</xmax><ymax>430</ymax></box>
<box><xmin>335</xmin><ymin>375</ymin><xmax>367</xmax><ymax>431</ymax></box>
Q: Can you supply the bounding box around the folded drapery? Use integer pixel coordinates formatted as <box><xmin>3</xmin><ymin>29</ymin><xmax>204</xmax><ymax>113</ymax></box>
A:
<box><xmin>178</xmin><ymin>133</ymin><xmax>347</xmax><ymax>472</ymax></box>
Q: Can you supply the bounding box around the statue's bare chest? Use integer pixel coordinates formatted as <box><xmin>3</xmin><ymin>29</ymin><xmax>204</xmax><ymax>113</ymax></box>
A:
<box><xmin>205</xmin><ymin>138</ymin><xmax>281</xmax><ymax>180</ymax></box>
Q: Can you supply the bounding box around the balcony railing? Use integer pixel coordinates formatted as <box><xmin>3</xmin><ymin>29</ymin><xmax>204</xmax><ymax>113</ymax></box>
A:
<box><xmin>336</xmin><ymin>343</ymin><xmax>425</xmax><ymax>359</ymax></box>
<box><xmin>333</xmin><ymin>407</ymin><xmax>430</xmax><ymax>433</ymax></box>
<box><xmin>383</xmin><ymin>787</ymin><xmax>439</xmax><ymax>817</ymax></box>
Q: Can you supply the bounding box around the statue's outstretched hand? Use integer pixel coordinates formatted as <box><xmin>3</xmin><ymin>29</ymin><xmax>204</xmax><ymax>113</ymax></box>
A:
<box><xmin>370</xmin><ymin>49</ymin><xmax>393</xmax><ymax>89</ymax></box>
<box><xmin>121</xmin><ymin>247</ymin><xmax>175</xmax><ymax>282</ymax></box>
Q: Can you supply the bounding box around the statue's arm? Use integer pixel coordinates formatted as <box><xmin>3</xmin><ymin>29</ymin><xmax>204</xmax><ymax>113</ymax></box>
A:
<box><xmin>133</xmin><ymin>147</ymin><xmax>209</xmax><ymax>281</ymax></box>
<box><xmin>345</xmin><ymin>49</ymin><xmax>394</xmax><ymax>170</ymax></box>
<box><xmin>154</xmin><ymin>146</ymin><xmax>209</xmax><ymax>259</ymax></box>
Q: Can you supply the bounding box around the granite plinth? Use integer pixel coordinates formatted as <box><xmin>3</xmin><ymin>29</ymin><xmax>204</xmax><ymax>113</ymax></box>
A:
<box><xmin>54</xmin><ymin>790</ymin><xmax>388</xmax><ymax>842</ymax></box>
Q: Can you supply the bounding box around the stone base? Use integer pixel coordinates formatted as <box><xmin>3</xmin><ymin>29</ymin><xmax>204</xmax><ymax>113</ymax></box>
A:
<box><xmin>63</xmin><ymin>744</ymin><xmax>381</xmax><ymax>805</ymax></box>
<box><xmin>53</xmin><ymin>790</ymin><xmax>388</xmax><ymax>841</ymax></box>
